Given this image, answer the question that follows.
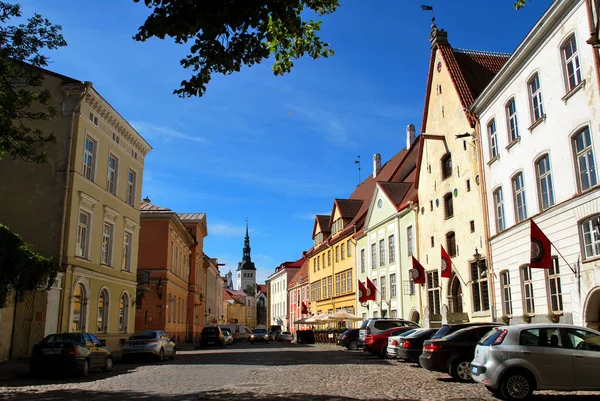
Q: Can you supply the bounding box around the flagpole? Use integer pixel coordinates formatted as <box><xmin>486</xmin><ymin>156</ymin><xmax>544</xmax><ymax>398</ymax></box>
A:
<box><xmin>550</xmin><ymin>243</ymin><xmax>576</xmax><ymax>275</ymax></box>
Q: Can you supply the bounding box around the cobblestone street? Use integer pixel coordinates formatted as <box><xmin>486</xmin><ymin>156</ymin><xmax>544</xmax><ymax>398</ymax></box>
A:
<box><xmin>1</xmin><ymin>343</ymin><xmax>600</xmax><ymax>401</ymax></box>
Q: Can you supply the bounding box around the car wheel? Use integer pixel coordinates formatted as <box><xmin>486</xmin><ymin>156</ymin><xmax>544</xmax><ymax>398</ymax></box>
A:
<box><xmin>500</xmin><ymin>370</ymin><xmax>534</xmax><ymax>401</ymax></box>
<box><xmin>450</xmin><ymin>359</ymin><xmax>473</xmax><ymax>382</ymax></box>
<box><xmin>102</xmin><ymin>357</ymin><xmax>113</xmax><ymax>372</ymax></box>
<box><xmin>348</xmin><ymin>341</ymin><xmax>359</xmax><ymax>350</ymax></box>
<box><xmin>80</xmin><ymin>360</ymin><xmax>89</xmax><ymax>377</ymax></box>
<box><xmin>171</xmin><ymin>348</ymin><xmax>176</xmax><ymax>360</ymax></box>
<box><xmin>156</xmin><ymin>348</ymin><xmax>164</xmax><ymax>362</ymax></box>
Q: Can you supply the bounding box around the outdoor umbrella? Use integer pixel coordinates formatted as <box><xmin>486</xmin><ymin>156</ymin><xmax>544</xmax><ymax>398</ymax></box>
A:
<box><xmin>329</xmin><ymin>310</ymin><xmax>363</xmax><ymax>322</ymax></box>
<box><xmin>305</xmin><ymin>313</ymin><xmax>328</xmax><ymax>323</ymax></box>
<box><xmin>293</xmin><ymin>318</ymin><xmax>308</xmax><ymax>324</ymax></box>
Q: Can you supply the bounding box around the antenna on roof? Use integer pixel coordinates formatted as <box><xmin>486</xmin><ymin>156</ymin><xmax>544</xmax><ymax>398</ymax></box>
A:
<box><xmin>354</xmin><ymin>156</ymin><xmax>361</xmax><ymax>184</ymax></box>
<box><xmin>421</xmin><ymin>5</ymin><xmax>435</xmax><ymax>22</ymax></box>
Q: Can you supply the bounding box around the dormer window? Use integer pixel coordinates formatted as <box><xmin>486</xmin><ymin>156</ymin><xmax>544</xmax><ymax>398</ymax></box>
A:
<box><xmin>441</xmin><ymin>153</ymin><xmax>452</xmax><ymax>179</ymax></box>
<box><xmin>332</xmin><ymin>218</ymin><xmax>343</xmax><ymax>234</ymax></box>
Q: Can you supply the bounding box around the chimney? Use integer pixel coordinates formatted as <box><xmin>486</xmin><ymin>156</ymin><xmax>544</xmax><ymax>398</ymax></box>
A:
<box><xmin>406</xmin><ymin>124</ymin><xmax>416</xmax><ymax>149</ymax></box>
<box><xmin>143</xmin><ymin>196</ymin><xmax>151</xmax><ymax>203</ymax></box>
<box><xmin>373</xmin><ymin>153</ymin><xmax>381</xmax><ymax>178</ymax></box>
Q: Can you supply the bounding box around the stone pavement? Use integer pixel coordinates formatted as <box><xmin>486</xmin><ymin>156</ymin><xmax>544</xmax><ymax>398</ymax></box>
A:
<box><xmin>0</xmin><ymin>343</ymin><xmax>599</xmax><ymax>400</ymax></box>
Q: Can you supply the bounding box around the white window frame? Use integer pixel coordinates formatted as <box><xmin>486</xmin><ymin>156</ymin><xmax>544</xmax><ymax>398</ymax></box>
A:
<box><xmin>572</xmin><ymin>126</ymin><xmax>598</xmax><ymax>192</ymax></box>
<box><xmin>512</xmin><ymin>172</ymin><xmax>527</xmax><ymax>223</ymax></box>
<box><xmin>493</xmin><ymin>187</ymin><xmax>506</xmax><ymax>232</ymax></box>
<box><xmin>390</xmin><ymin>273</ymin><xmax>397</xmax><ymax>298</ymax></box>
<box><xmin>407</xmin><ymin>226</ymin><xmax>413</xmax><ymax>257</ymax></box>
<box><xmin>488</xmin><ymin>119</ymin><xmax>498</xmax><ymax>159</ymax></box>
<box><xmin>360</xmin><ymin>249</ymin><xmax>365</xmax><ymax>273</ymax></box>
<box><xmin>562</xmin><ymin>34</ymin><xmax>582</xmax><ymax>92</ymax></box>
<box><xmin>506</xmin><ymin>98</ymin><xmax>520</xmax><ymax>143</ymax></box>
<box><xmin>388</xmin><ymin>234</ymin><xmax>395</xmax><ymax>263</ymax></box>
<box><xmin>122</xmin><ymin>230</ymin><xmax>133</xmax><ymax>272</ymax></box>
<box><xmin>127</xmin><ymin>169</ymin><xmax>137</xmax><ymax>207</ymax></box>
<box><xmin>547</xmin><ymin>258</ymin><xmax>563</xmax><ymax>313</ymax></box>
<box><xmin>500</xmin><ymin>270</ymin><xmax>512</xmax><ymax>316</ymax></box>
<box><xmin>101</xmin><ymin>221</ymin><xmax>114</xmax><ymax>266</ymax></box>
<box><xmin>427</xmin><ymin>271</ymin><xmax>440</xmax><ymax>315</ymax></box>
<box><xmin>107</xmin><ymin>153</ymin><xmax>119</xmax><ymax>195</ymax></box>
<box><xmin>371</xmin><ymin>243</ymin><xmax>376</xmax><ymax>269</ymax></box>
<box><xmin>76</xmin><ymin>209</ymin><xmax>91</xmax><ymax>259</ymax></box>
<box><xmin>521</xmin><ymin>265</ymin><xmax>535</xmax><ymax>315</ymax></box>
<box><xmin>83</xmin><ymin>135</ymin><xmax>97</xmax><ymax>182</ymax></box>
<box><xmin>470</xmin><ymin>261</ymin><xmax>490</xmax><ymax>312</ymax></box>
<box><xmin>379</xmin><ymin>239</ymin><xmax>385</xmax><ymax>266</ymax></box>
<box><xmin>380</xmin><ymin>275</ymin><xmax>386</xmax><ymax>299</ymax></box>
<box><xmin>528</xmin><ymin>73</ymin><xmax>544</xmax><ymax>122</ymax></box>
<box><xmin>536</xmin><ymin>154</ymin><xmax>555</xmax><ymax>211</ymax></box>
<box><xmin>580</xmin><ymin>215</ymin><xmax>600</xmax><ymax>260</ymax></box>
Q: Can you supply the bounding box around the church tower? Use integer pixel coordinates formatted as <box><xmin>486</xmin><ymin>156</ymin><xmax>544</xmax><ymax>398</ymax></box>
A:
<box><xmin>236</xmin><ymin>221</ymin><xmax>256</xmax><ymax>293</ymax></box>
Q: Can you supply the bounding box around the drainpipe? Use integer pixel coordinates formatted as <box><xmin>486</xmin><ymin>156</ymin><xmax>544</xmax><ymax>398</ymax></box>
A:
<box><xmin>585</xmin><ymin>0</ymin><xmax>600</xmax><ymax>92</ymax></box>
<box><xmin>56</xmin><ymin>82</ymin><xmax>91</xmax><ymax>332</ymax></box>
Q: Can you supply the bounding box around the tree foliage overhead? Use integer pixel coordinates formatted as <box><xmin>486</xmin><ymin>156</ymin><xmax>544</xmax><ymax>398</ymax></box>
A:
<box><xmin>0</xmin><ymin>224</ymin><xmax>57</xmax><ymax>309</ymax></box>
<box><xmin>133</xmin><ymin>0</ymin><xmax>339</xmax><ymax>98</ymax></box>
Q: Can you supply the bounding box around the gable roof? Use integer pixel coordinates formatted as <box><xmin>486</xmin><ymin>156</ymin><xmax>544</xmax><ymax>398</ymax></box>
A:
<box><xmin>333</xmin><ymin>198</ymin><xmax>364</xmax><ymax>219</ymax></box>
<box><xmin>178</xmin><ymin>213</ymin><xmax>206</xmax><ymax>221</ymax></box>
<box><xmin>312</xmin><ymin>214</ymin><xmax>331</xmax><ymax>239</ymax></box>
<box><xmin>378</xmin><ymin>182</ymin><xmax>412</xmax><ymax>208</ymax></box>
<box><xmin>288</xmin><ymin>258</ymin><xmax>309</xmax><ymax>288</ymax></box>
<box><xmin>421</xmin><ymin>26</ymin><xmax>510</xmax><ymax>132</ymax></box>
<box><xmin>140</xmin><ymin>201</ymin><xmax>172</xmax><ymax>213</ymax></box>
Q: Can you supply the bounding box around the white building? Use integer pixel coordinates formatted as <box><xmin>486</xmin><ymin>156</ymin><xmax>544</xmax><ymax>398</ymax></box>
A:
<box><xmin>473</xmin><ymin>0</ymin><xmax>600</xmax><ymax>328</ymax></box>
<box><xmin>267</xmin><ymin>260</ymin><xmax>301</xmax><ymax>330</ymax></box>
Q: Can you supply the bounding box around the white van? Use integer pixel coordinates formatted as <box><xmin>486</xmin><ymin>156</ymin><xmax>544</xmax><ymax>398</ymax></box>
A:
<box><xmin>219</xmin><ymin>324</ymin><xmax>252</xmax><ymax>341</ymax></box>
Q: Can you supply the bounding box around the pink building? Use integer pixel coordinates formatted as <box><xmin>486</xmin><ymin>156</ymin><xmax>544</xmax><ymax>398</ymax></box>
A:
<box><xmin>288</xmin><ymin>258</ymin><xmax>309</xmax><ymax>333</ymax></box>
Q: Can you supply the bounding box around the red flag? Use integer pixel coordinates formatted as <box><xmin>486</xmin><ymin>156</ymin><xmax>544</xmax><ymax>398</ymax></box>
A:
<box><xmin>530</xmin><ymin>220</ymin><xmax>551</xmax><ymax>269</ymax></box>
<box><xmin>411</xmin><ymin>256</ymin><xmax>426</xmax><ymax>284</ymax></box>
<box><xmin>301</xmin><ymin>302</ymin><xmax>308</xmax><ymax>314</ymax></box>
<box><xmin>365</xmin><ymin>277</ymin><xmax>377</xmax><ymax>301</ymax></box>
<box><xmin>440</xmin><ymin>245</ymin><xmax>452</xmax><ymax>278</ymax></box>
<box><xmin>357</xmin><ymin>280</ymin><xmax>368</xmax><ymax>303</ymax></box>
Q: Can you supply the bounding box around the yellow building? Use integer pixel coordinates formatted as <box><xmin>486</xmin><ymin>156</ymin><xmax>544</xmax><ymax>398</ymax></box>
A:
<box><xmin>0</xmin><ymin>67</ymin><xmax>151</xmax><ymax>358</ymax></box>
<box><xmin>415</xmin><ymin>24</ymin><xmax>508</xmax><ymax>326</ymax></box>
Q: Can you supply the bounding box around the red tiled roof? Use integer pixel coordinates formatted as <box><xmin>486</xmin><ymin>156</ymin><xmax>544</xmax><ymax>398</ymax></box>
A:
<box><xmin>256</xmin><ymin>284</ymin><xmax>267</xmax><ymax>294</ymax></box>
<box><xmin>334</xmin><ymin>199</ymin><xmax>363</xmax><ymax>219</ymax></box>
<box><xmin>289</xmin><ymin>259</ymin><xmax>309</xmax><ymax>287</ymax></box>
<box><xmin>378</xmin><ymin>182</ymin><xmax>411</xmax><ymax>208</ymax></box>
<box><xmin>140</xmin><ymin>201</ymin><xmax>172</xmax><ymax>213</ymax></box>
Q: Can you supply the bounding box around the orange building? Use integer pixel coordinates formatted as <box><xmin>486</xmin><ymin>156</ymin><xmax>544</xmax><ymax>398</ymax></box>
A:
<box><xmin>135</xmin><ymin>199</ymin><xmax>207</xmax><ymax>343</ymax></box>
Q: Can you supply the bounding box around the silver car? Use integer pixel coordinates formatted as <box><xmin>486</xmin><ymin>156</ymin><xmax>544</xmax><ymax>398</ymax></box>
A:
<box><xmin>121</xmin><ymin>330</ymin><xmax>176</xmax><ymax>362</ymax></box>
<box><xmin>471</xmin><ymin>323</ymin><xmax>600</xmax><ymax>400</ymax></box>
<box><xmin>386</xmin><ymin>328</ymin><xmax>420</xmax><ymax>358</ymax></box>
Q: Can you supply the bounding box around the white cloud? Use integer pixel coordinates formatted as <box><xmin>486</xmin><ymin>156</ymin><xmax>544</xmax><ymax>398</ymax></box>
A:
<box><xmin>293</xmin><ymin>212</ymin><xmax>329</xmax><ymax>221</ymax></box>
<box><xmin>132</xmin><ymin>121</ymin><xmax>209</xmax><ymax>144</ymax></box>
<box><xmin>210</xmin><ymin>223</ymin><xmax>247</xmax><ymax>237</ymax></box>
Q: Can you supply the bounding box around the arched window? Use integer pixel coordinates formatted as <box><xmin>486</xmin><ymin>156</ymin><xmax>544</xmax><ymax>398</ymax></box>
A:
<box><xmin>71</xmin><ymin>283</ymin><xmax>87</xmax><ymax>332</ymax></box>
<box><xmin>528</xmin><ymin>73</ymin><xmax>544</xmax><ymax>122</ymax></box>
<box><xmin>561</xmin><ymin>34</ymin><xmax>582</xmax><ymax>92</ymax></box>
<box><xmin>441</xmin><ymin>153</ymin><xmax>452</xmax><ymax>179</ymax></box>
<box><xmin>521</xmin><ymin>265</ymin><xmax>535</xmax><ymax>314</ymax></box>
<box><xmin>500</xmin><ymin>270</ymin><xmax>512</xmax><ymax>316</ymax></box>
<box><xmin>487</xmin><ymin>119</ymin><xmax>498</xmax><ymax>159</ymax></box>
<box><xmin>512</xmin><ymin>172</ymin><xmax>528</xmax><ymax>223</ymax></box>
<box><xmin>97</xmin><ymin>289</ymin><xmax>109</xmax><ymax>333</ymax></box>
<box><xmin>535</xmin><ymin>154</ymin><xmax>555</xmax><ymax>211</ymax></box>
<box><xmin>119</xmin><ymin>293</ymin><xmax>129</xmax><ymax>333</ymax></box>
<box><xmin>506</xmin><ymin>97</ymin><xmax>520</xmax><ymax>143</ymax></box>
<box><xmin>572</xmin><ymin>126</ymin><xmax>598</xmax><ymax>192</ymax></box>
<box><xmin>580</xmin><ymin>214</ymin><xmax>600</xmax><ymax>260</ymax></box>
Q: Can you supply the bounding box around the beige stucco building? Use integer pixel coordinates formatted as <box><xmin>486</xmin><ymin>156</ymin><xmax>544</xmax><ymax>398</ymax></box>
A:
<box><xmin>0</xmin><ymin>67</ymin><xmax>151</xmax><ymax>359</ymax></box>
<box><xmin>415</xmin><ymin>25</ymin><xmax>508</xmax><ymax>327</ymax></box>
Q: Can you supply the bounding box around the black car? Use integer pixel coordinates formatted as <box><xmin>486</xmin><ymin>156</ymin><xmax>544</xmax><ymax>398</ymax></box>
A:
<box><xmin>199</xmin><ymin>326</ymin><xmax>225</xmax><ymax>348</ymax></box>
<box><xmin>430</xmin><ymin>322</ymin><xmax>499</xmax><ymax>340</ymax></box>
<box><xmin>337</xmin><ymin>329</ymin><xmax>360</xmax><ymax>350</ymax></box>
<box><xmin>249</xmin><ymin>328</ymin><xmax>269</xmax><ymax>344</ymax></box>
<box><xmin>419</xmin><ymin>324</ymin><xmax>500</xmax><ymax>382</ymax></box>
<box><xmin>396</xmin><ymin>328</ymin><xmax>438</xmax><ymax>363</ymax></box>
<box><xmin>30</xmin><ymin>332</ymin><xmax>113</xmax><ymax>377</ymax></box>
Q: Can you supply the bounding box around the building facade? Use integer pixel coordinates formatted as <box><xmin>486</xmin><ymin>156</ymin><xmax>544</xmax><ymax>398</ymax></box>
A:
<box><xmin>0</xmin><ymin>69</ymin><xmax>151</xmax><ymax>359</ymax></box>
<box><xmin>473</xmin><ymin>0</ymin><xmax>600</xmax><ymax>328</ymax></box>
<box><xmin>268</xmin><ymin>259</ymin><xmax>302</xmax><ymax>330</ymax></box>
<box><xmin>204</xmin><ymin>254</ymin><xmax>224</xmax><ymax>325</ymax></box>
<box><xmin>288</xmin><ymin>258</ymin><xmax>309</xmax><ymax>333</ymax></box>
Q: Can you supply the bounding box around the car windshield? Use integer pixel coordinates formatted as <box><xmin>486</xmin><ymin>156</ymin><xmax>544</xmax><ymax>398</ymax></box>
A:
<box><xmin>479</xmin><ymin>327</ymin><xmax>503</xmax><ymax>345</ymax></box>
<box><xmin>43</xmin><ymin>333</ymin><xmax>82</xmax><ymax>344</ymax></box>
<box><xmin>253</xmin><ymin>329</ymin><xmax>267</xmax><ymax>334</ymax></box>
<box><xmin>129</xmin><ymin>331</ymin><xmax>157</xmax><ymax>340</ymax></box>
<box><xmin>282</xmin><ymin>331</ymin><xmax>291</xmax><ymax>335</ymax></box>
<box><xmin>399</xmin><ymin>329</ymin><xmax>418</xmax><ymax>337</ymax></box>
<box><xmin>203</xmin><ymin>328</ymin><xmax>219</xmax><ymax>334</ymax></box>
<box><xmin>431</xmin><ymin>325</ymin><xmax>452</xmax><ymax>339</ymax></box>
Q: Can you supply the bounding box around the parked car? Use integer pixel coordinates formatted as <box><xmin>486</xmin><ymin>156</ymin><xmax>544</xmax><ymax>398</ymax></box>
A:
<box><xmin>280</xmin><ymin>331</ymin><xmax>293</xmax><ymax>341</ymax></box>
<box><xmin>122</xmin><ymin>330</ymin><xmax>176</xmax><ymax>362</ymax></box>
<box><xmin>222</xmin><ymin>331</ymin><xmax>234</xmax><ymax>345</ymax></box>
<box><xmin>337</xmin><ymin>329</ymin><xmax>360</xmax><ymax>350</ymax></box>
<box><xmin>397</xmin><ymin>328</ymin><xmax>438</xmax><ymax>364</ymax></box>
<box><xmin>359</xmin><ymin>318</ymin><xmax>419</xmax><ymax>345</ymax></box>
<box><xmin>386</xmin><ymin>328</ymin><xmax>420</xmax><ymax>358</ymax></box>
<box><xmin>274</xmin><ymin>330</ymin><xmax>283</xmax><ymax>341</ymax></box>
<box><xmin>250</xmin><ymin>328</ymin><xmax>269</xmax><ymax>344</ymax></box>
<box><xmin>220</xmin><ymin>327</ymin><xmax>234</xmax><ymax>343</ymax></box>
<box><xmin>199</xmin><ymin>326</ymin><xmax>226</xmax><ymax>348</ymax></box>
<box><xmin>267</xmin><ymin>331</ymin><xmax>276</xmax><ymax>341</ymax></box>
<box><xmin>219</xmin><ymin>324</ymin><xmax>252</xmax><ymax>341</ymax></box>
<box><xmin>364</xmin><ymin>326</ymin><xmax>417</xmax><ymax>358</ymax></box>
<box><xmin>420</xmin><ymin>324</ymin><xmax>500</xmax><ymax>382</ymax></box>
<box><xmin>430</xmin><ymin>322</ymin><xmax>499</xmax><ymax>341</ymax></box>
<box><xmin>30</xmin><ymin>332</ymin><xmax>113</xmax><ymax>377</ymax></box>
<box><xmin>471</xmin><ymin>323</ymin><xmax>600</xmax><ymax>400</ymax></box>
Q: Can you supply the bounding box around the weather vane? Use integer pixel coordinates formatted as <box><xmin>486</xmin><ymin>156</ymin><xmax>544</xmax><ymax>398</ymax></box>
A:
<box><xmin>354</xmin><ymin>156</ymin><xmax>361</xmax><ymax>184</ymax></box>
<box><xmin>421</xmin><ymin>5</ymin><xmax>435</xmax><ymax>22</ymax></box>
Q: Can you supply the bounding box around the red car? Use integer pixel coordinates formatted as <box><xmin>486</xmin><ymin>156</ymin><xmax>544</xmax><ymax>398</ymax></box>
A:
<box><xmin>364</xmin><ymin>326</ymin><xmax>418</xmax><ymax>358</ymax></box>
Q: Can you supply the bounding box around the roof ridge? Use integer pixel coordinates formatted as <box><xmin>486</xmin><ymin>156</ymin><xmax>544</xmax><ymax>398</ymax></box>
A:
<box><xmin>453</xmin><ymin>48</ymin><xmax>511</xmax><ymax>57</ymax></box>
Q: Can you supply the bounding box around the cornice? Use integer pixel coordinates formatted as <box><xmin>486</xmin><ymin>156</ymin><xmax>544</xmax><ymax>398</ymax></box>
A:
<box><xmin>84</xmin><ymin>90</ymin><xmax>152</xmax><ymax>156</ymax></box>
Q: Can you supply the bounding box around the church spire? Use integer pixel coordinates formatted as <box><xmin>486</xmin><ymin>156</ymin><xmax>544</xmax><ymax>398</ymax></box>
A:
<box><xmin>237</xmin><ymin>219</ymin><xmax>256</xmax><ymax>271</ymax></box>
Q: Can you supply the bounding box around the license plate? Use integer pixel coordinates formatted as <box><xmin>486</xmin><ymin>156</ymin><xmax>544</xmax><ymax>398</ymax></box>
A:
<box><xmin>43</xmin><ymin>349</ymin><xmax>61</xmax><ymax>355</ymax></box>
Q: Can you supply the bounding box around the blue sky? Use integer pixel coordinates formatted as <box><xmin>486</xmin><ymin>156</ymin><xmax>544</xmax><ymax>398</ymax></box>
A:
<box><xmin>23</xmin><ymin>0</ymin><xmax>550</xmax><ymax>285</ymax></box>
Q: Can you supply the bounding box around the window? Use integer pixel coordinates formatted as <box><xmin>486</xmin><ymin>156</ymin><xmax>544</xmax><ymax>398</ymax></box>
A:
<box><xmin>341</xmin><ymin>243</ymin><xmax>345</xmax><ymax>260</ymax></box>
<box><xmin>488</xmin><ymin>119</ymin><xmax>498</xmax><ymax>159</ymax></box>
<box><xmin>466</xmin><ymin>179</ymin><xmax>471</xmax><ymax>192</ymax></box>
<box><xmin>328</xmin><ymin>250</ymin><xmax>331</xmax><ymax>266</ymax></box>
<box><xmin>427</xmin><ymin>271</ymin><xmax>440</xmax><ymax>315</ymax></box>
<box><xmin>493</xmin><ymin>188</ymin><xmax>506</xmax><ymax>232</ymax></box>
<box><xmin>386</xmin><ymin>235</ymin><xmax>395</xmax><ymax>263</ymax></box>
<box><xmin>521</xmin><ymin>265</ymin><xmax>535</xmax><ymax>314</ymax></box>
<box><xmin>119</xmin><ymin>293</ymin><xmax>129</xmax><ymax>333</ymax></box>
<box><xmin>581</xmin><ymin>215</ymin><xmax>600</xmax><ymax>259</ymax></box>
<box><xmin>379</xmin><ymin>239</ymin><xmax>385</xmax><ymax>266</ymax></box>
<box><xmin>372</xmin><ymin>278</ymin><xmax>377</xmax><ymax>299</ymax></box>
<box><xmin>444</xmin><ymin>193</ymin><xmax>453</xmax><ymax>218</ymax></box>
<box><xmin>317</xmin><ymin>256</ymin><xmax>320</xmax><ymax>270</ymax></box>
<box><xmin>430</xmin><ymin>236</ymin><xmax>434</xmax><ymax>248</ymax></box>
<box><xmin>107</xmin><ymin>154</ymin><xmax>118</xmax><ymax>195</ymax></box>
<box><xmin>548</xmin><ymin>258</ymin><xmax>563</xmax><ymax>313</ymax></box>
<box><xmin>97</xmin><ymin>289</ymin><xmax>109</xmax><ymax>333</ymax></box>
<box><xmin>360</xmin><ymin>249</ymin><xmax>365</xmax><ymax>273</ymax></box>
<box><xmin>83</xmin><ymin>136</ymin><xmax>96</xmax><ymax>181</ymax></box>
<box><xmin>500</xmin><ymin>270</ymin><xmax>512</xmax><ymax>316</ymax></box>
<box><xmin>471</xmin><ymin>261</ymin><xmax>490</xmax><ymax>312</ymax></box>
<box><xmin>322</xmin><ymin>254</ymin><xmax>325</xmax><ymax>269</ymax></box>
<box><xmin>506</xmin><ymin>98</ymin><xmax>520</xmax><ymax>143</ymax></box>
<box><xmin>470</xmin><ymin>220</ymin><xmax>475</xmax><ymax>233</ymax></box>
<box><xmin>328</xmin><ymin>276</ymin><xmax>332</xmax><ymax>297</ymax></box>
<box><xmin>407</xmin><ymin>226</ymin><xmax>413</xmax><ymax>257</ymax></box>
<box><xmin>380</xmin><ymin>276</ymin><xmax>386</xmax><ymax>299</ymax></box>
<box><xmin>512</xmin><ymin>173</ymin><xmax>527</xmax><ymax>223</ymax></box>
<box><xmin>528</xmin><ymin>74</ymin><xmax>544</xmax><ymax>122</ymax></box>
<box><xmin>341</xmin><ymin>272</ymin><xmax>346</xmax><ymax>293</ymax></box>
<box><xmin>346</xmin><ymin>270</ymin><xmax>352</xmax><ymax>292</ymax></box>
<box><xmin>441</xmin><ymin>153</ymin><xmax>452</xmax><ymax>179</ymax></box>
<box><xmin>122</xmin><ymin>231</ymin><xmax>132</xmax><ymax>272</ymax></box>
<box><xmin>313</xmin><ymin>259</ymin><xmax>316</xmax><ymax>272</ymax></box>
<box><xmin>89</xmin><ymin>112</ymin><xmax>98</xmax><ymax>125</ymax></box>
<box><xmin>76</xmin><ymin>211</ymin><xmax>91</xmax><ymax>258</ymax></box>
<box><xmin>347</xmin><ymin>240</ymin><xmax>352</xmax><ymax>257</ymax></box>
<box><xmin>446</xmin><ymin>232</ymin><xmax>456</xmax><ymax>258</ymax></box>
<box><xmin>520</xmin><ymin>327</ymin><xmax>562</xmax><ymax>348</ymax></box>
<box><xmin>101</xmin><ymin>222</ymin><xmax>114</xmax><ymax>265</ymax></box>
<box><xmin>390</xmin><ymin>273</ymin><xmax>397</xmax><ymax>298</ymax></box>
<box><xmin>373</xmin><ymin>311</ymin><xmax>378</xmax><ymax>319</ymax></box>
<box><xmin>322</xmin><ymin>278</ymin><xmax>328</xmax><ymax>298</ymax></box>
<box><xmin>562</xmin><ymin>35</ymin><xmax>582</xmax><ymax>92</ymax></box>
<box><xmin>335</xmin><ymin>274</ymin><xmax>340</xmax><ymax>296</ymax></box>
<box><xmin>371</xmin><ymin>243</ymin><xmax>376</xmax><ymax>269</ymax></box>
<box><xmin>127</xmin><ymin>169</ymin><xmax>137</xmax><ymax>206</ymax></box>
<box><xmin>71</xmin><ymin>283</ymin><xmax>86</xmax><ymax>331</ymax></box>
<box><xmin>536</xmin><ymin>154</ymin><xmax>555</xmax><ymax>211</ymax></box>
<box><xmin>391</xmin><ymin>310</ymin><xmax>398</xmax><ymax>318</ymax></box>
<box><xmin>335</xmin><ymin>246</ymin><xmax>339</xmax><ymax>262</ymax></box>
<box><xmin>573</xmin><ymin>127</ymin><xmax>598</xmax><ymax>192</ymax></box>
